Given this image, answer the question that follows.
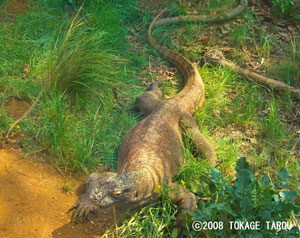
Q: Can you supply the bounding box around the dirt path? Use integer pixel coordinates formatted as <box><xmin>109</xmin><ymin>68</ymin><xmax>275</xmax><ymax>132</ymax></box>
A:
<box><xmin>0</xmin><ymin>149</ymin><xmax>115</xmax><ymax>238</ymax></box>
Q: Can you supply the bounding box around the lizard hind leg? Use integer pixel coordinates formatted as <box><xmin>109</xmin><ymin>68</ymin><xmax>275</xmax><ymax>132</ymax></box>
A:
<box><xmin>135</xmin><ymin>81</ymin><xmax>163</xmax><ymax>115</ymax></box>
<box><xmin>179</xmin><ymin>113</ymin><xmax>217</xmax><ymax>166</ymax></box>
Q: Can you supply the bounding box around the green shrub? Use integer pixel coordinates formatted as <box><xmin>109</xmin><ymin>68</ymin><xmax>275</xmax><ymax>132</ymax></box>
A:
<box><xmin>186</xmin><ymin>157</ymin><xmax>300</xmax><ymax>237</ymax></box>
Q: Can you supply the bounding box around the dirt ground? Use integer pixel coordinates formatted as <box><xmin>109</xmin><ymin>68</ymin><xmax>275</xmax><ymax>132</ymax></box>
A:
<box><xmin>0</xmin><ymin>149</ymin><xmax>116</xmax><ymax>238</ymax></box>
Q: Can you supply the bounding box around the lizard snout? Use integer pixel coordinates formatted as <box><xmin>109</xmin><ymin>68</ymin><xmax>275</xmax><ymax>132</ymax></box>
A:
<box><xmin>89</xmin><ymin>188</ymin><xmax>114</xmax><ymax>207</ymax></box>
<box><xmin>89</xmin><ymin>188</ymin><xmax>105</xmax><ymax>203</ymax></box>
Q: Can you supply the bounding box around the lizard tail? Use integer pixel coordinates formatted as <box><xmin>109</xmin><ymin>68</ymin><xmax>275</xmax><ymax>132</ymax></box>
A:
<box><xmin>146</xmin><ymin>9</ymin><xmax>168</xmax><ymax>52</ymax></box>
<box><xmin>147</xmin><ymin>9</ymin><xmax>205</xmax><ymax>114</ymax></box>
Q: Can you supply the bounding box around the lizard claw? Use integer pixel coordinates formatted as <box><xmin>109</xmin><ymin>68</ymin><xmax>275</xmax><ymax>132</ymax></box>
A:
<box><xmin>68</xmin><ymin>202</ymin><xmax>79</xmax><ymax>213</ymax></box>
<box><xmin>84</xmin><ymin>207</ymin><xmax>94</xmax><ymax>220</ymax></box>
<box><xmin>68</xmin><ymin>196</ymin><xmax>97</xmax><ymax>223</ymax></box>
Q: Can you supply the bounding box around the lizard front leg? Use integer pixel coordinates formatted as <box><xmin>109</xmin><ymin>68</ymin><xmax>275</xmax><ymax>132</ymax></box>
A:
<box><xmin>167</xmin><ymin>183</ymin><xmax>197</xmax><ymax>237</ymax></box>
<box><xmin>68</xmin><ymin>172</ymin><xmax>116</xmax><ymax>222</ymax></box>
<box><xmin>179</xmin><ymin>113</ymin><xmax>217</xmax><ymax>165</ymax></box>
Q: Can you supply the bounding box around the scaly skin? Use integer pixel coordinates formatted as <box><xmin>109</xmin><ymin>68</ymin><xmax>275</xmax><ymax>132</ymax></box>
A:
<box><xmin>69</xmin><ymin>9</ymin><xmax>217</xmax><ymax>233</ymax></box>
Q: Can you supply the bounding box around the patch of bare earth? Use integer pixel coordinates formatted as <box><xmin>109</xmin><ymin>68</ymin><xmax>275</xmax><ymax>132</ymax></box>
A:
<box><xmin>0</xmin><ymin>149</ymin><xmax>120</xmax><ymax>238</ymax></box>
<box><xmin>5</xmin><ymin>97</ymin><xmax>29</xmax><ymax>120</ymax></box>
<box><xmin>2</xmin><ymin>0</ymin><xmax>30</xmax><ymax>17</ymax></box>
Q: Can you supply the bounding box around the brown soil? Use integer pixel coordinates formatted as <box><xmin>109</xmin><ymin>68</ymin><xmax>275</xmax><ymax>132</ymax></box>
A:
<box><xmin>5</xmin><ymin>97</ymin><xmax>29</xmax><ymax>119</ymax></box>
<box><xmin>3</xmin><ymin>0</ymin><xmax>30</xmax><ymax>17</ymax></box>
<box><xmin>0</xmin><ymin>149</ymin><xmax>116</xmax><ymax>238</ymax></box>
<box><xmin>140</xmin><ymin>0</ymin><xmax>170</xmax><ymax>10</ymax></box>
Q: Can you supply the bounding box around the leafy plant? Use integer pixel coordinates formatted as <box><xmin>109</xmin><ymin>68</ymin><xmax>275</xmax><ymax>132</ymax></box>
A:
<box><xmin>185</xmin><ymin>157</ymin><xmax>300</xmax><ymax>237</ymax></box>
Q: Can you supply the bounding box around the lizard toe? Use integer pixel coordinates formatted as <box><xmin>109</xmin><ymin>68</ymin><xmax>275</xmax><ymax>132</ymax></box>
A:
<box><xmin>71</xmin><ymin>204</ymin><xmax>85</xmax><ymax>223</ymax></box>
<box><xmin>83</xmin><ymin>207</ymin><xmax>91</xmax><ymax>220</ymax></box>
<box><xmin>68</xmin><ymin>202</ymin><xmax>79</xmax><ymax>213</ymax></box>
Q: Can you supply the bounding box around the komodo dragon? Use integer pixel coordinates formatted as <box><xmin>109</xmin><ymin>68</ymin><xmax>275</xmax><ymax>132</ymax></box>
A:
<box><xmin>69</xmin><ymin>9</ymin><xmax>217</xmax><ymax>231</ymax></box>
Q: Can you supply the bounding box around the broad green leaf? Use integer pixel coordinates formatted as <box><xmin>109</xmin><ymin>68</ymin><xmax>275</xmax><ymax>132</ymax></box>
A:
<box><xmin>208</xmin><ymin>182</ymin><xmax>216</xmax><ymax>195</ymax></box>
<box><xmin>240</xmin><ymin>197</ymin><xmax>252</xmax><ymax>209</ymax></box>
<box><xmin>260</xmin><ymin>175</ymin><xmax>269</xmax><ymax>186</ymax></box>
<box><xmin>244</xmin><ymin>231</ymin><xmax>263</xmax><ymax>238</ymax></box>
<box><xmin>259</xmin><ymin>210</ymin><xmax>271</xmax><ymax>220</ymax></box>
<box><xmin>235</xmin><ymin>157</ymin><xmax>250</xmax><ymax>172</ymax></box>
<box><xmin>278</xmin><ymin>167</ymin><xmax>291</xmax><ymax>182</ymax></box>
<box><xmin>235</xmin><ymin>169</ymin><xmax>256</xmax><ymax>195</ymax></box>
<box><xmin>279</xmin><ymin>190</ymin><xmax>298</xmax><ymax>202</ymax></box>
<box><xmin>278</xmin><ymin>183</ymin><xmax>290</xmax><ymax>189</ymax></box>
<box><xmin>211</xmin><ymin>167</ymin><xmax>222</xmax><ymax>182</ymax></box>
<box><xmin>208</xmin><ymin>203</ymin><xmax>238</xmax><ymax>217</ymax></box>
<box><xmin>273</xmin><ymin>194</ymin><xmax>280</xmax><ymax>202</ymax></box>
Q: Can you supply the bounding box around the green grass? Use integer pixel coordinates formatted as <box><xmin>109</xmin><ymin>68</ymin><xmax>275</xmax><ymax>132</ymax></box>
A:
<box><xmin>267</xmin><ymin>37</ymin><xmax>300</xmax><ymax>87</ymax></box>
<box><xmin>0</xmin><ymin>0</ymin><xmax>144</xmax><ymax>172</ymax></box>
<box><xmin>1</xmin><ymin>0</ymin><xmax>299</xmax><ymax>237</ymax></box>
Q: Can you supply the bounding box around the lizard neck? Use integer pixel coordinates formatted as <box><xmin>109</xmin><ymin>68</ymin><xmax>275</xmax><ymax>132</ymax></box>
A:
<box><xmin>126</xmin><ymin>167</ymin><xmax>157</xmax><ymax>202</ymax></box>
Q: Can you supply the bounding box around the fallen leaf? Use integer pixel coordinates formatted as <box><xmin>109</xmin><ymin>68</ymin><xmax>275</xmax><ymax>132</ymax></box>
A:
<box><xmin>221</xmin><ymin>27</ymin><xmax>229</xmax><ymax>34</ymax></box>
<box><xmin>287</xmin><ymin>25</ymin><xmax>295</xmax><ymax>32</ymax></box>
<box><xmin>200</xmin><ymin>36</ymin><xmax>210</xmax><ymax>46</ymax></box>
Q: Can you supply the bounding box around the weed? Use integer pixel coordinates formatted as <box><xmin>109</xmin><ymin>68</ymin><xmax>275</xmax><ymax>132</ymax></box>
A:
<box><xmin>61</xmin><ymin>182</ymin><xmax>73</xmax><ymax>193</ymax></box>
<box><xmin>261</xmin><ymin>96</ymin><xmax>286</xmax><ymax>143</ymax></box>
<box><xmin>256</xmin><ymin>34</ymin><xmax>275</xmax><ymax>60</ymax></box>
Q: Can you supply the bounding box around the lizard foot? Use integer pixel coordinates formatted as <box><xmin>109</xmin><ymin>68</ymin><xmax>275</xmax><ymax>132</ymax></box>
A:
<box><xmin>68</xmin><ymin>195</ymin><xmax>98</xmax><ymax>223</ymax></box>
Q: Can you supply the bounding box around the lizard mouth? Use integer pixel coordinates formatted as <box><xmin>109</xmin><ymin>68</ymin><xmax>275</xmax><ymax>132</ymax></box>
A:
<box><xmin>89</xmin><ymin>192</ymin><xmax>114</xmax><ymax>208</ymax></box>
<box><xmin>89</xmin><ymin>199</ymin><xmax>113</xmax><ymax>208</ymax></box>
<box><xmin>98</xmin><ymin>196</ymin><xmax>114</xmax><ymax>207</ymax></box>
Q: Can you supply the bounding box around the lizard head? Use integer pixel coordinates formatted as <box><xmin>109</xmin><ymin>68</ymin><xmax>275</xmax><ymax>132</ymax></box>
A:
<box><xmin>89</xmin><ymin>173</ymin><xmax>140</xmax><ymax>207</ymax></box>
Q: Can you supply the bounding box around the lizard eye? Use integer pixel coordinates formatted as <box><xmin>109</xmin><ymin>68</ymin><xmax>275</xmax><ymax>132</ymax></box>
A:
<box><xmin>112</xmin><ymin>190</ymin><xmax>123</xmax><ymax>197</ymax></box>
